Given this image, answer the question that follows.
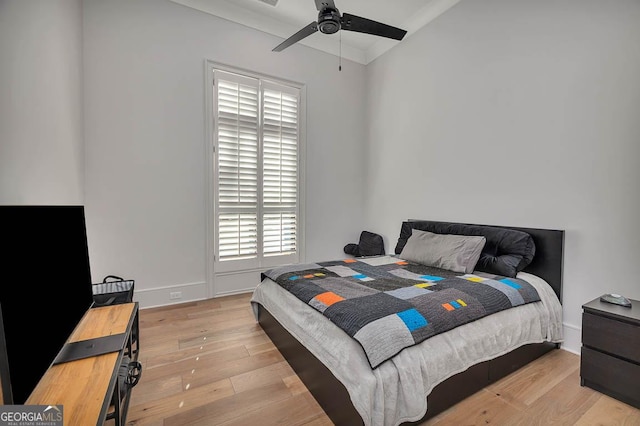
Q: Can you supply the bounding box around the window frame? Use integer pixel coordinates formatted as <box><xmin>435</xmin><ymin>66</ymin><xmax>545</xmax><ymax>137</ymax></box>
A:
<box><xmin>204</xmin><ymin>61</ymin><xmax>306</xmax><ymax>288</ymax></box>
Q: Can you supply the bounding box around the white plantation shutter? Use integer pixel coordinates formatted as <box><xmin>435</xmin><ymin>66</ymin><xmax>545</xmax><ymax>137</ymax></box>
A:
<box><xmin>213</xmin><ymin>69</ymin><xmax>301</xmax><ymax>271</ymax></box>
<box><xmin>262</xmin><ymin>83</ymin><xmax>298</xmax><ymax>257</ymax></box>
<box><xmin>215</xmin><ymin>71</ymin><xmax>259</xmax><ymax>261</ymax></box>
<box><xmin>263</xmin><ymin>213</ymin><xmax>297</xmax><ymax>256</ymax></box>
<box><xmin>218</xmin><ymin>213</ymin><xmax>257</xmax><ymax>259</ymax></box>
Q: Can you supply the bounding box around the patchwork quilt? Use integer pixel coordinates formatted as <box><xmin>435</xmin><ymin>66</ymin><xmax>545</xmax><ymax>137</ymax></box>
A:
<box><xmin>262</xmin><ymin>255</ymin><xmax>541</xmax><ymax>369</ymax></box>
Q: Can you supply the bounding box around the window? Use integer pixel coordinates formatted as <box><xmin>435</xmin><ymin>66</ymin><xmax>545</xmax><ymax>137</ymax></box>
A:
<box><xmin>211</xmin><ymin>67</ymin><xmax>304</xmax><ymax>273</ymax></box>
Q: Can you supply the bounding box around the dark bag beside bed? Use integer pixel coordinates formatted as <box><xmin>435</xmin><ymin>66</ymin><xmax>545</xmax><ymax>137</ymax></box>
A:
<box><xmin>344</xmin><ymin>230</ymin><xmax>385</xmax><ymax>257</ymax></box>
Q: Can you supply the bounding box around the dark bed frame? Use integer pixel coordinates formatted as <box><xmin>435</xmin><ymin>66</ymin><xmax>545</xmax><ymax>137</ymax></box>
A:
<box><xmin>255</xmin><ymin>220</ymin><xmax>565</xmax><ymax>425</ymax></box>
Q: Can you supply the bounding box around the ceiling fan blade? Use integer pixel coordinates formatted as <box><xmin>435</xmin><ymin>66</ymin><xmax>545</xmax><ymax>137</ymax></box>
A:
<box><xmin>273</xmin><ymin>22</ymin><xmax>319</xmax><ymax>52</ymax></box>
<box><xmin>314</xmin><ymin>0</ymin><xmax>336</xmax><ymax>11</ymax></box>
<box><xmin>341</xmin><ymin>13</ymin><xmax>407</xmax><ymax>41</ymax></box>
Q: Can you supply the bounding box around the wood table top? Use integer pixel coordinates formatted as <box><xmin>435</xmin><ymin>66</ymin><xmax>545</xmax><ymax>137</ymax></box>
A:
<box><xmin>26</xmin><ymin>303</ymin><xmax>138</xmax><ymax>426</ymax></box>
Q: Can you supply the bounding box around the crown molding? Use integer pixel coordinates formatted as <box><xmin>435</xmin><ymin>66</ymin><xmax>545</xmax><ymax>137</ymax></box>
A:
<box><xmin>365</xmin><ymin>0</ymin><xmax>461</xmax><ymax>64</ymax></box>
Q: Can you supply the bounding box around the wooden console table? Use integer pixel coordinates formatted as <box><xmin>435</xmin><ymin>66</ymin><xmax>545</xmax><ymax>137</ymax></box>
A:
<box><xmin>26</xmin><ymin>302</ymin><xmax>140</xmax><ymax>426</ymax></box>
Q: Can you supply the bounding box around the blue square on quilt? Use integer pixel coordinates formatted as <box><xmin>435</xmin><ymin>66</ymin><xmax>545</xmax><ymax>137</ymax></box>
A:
<box><xmin>352</xmin><ymin>273</ymin><xmax>374</xmax><ymax>282</ymax></box>
<box><xmin>420</xmin><ymin>275</ymin><xmax>444</xmax><ymax>281</ymax></box>
<box><xmin>385</xmin><ymin>286</ymin><xmax>432</xmax><ymax>300</ymax></box>
<box><xmin>498</xmin><ymin>278</ymin><xmax>521</xmax><ymax>289</ymax></box>
<box><xmin>397</xmin><ymin>308</ymin><xmax>428</xmax><ymax>331</ymax></box>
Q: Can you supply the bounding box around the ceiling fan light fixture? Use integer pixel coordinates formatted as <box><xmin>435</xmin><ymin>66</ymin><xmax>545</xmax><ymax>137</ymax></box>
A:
<box><xmin>317</xmin><ymin>8</ymin><xmax>341</xmax><ymax>34</ymax></box>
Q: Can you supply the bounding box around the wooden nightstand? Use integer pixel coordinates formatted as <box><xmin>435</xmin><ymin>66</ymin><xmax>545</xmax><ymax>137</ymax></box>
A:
<box><xmin>581</xmin><ymin>296</ymin><xmax>640</xmax><ymax>409</ymax></box>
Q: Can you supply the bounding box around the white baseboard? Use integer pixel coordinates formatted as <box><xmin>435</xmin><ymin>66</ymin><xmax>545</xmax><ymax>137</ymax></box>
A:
<box><xmin>134</xmin><ymin>281</ymin><xmax>208</xmax><ymax>309</ymax></box>
<box><xmin>560</xmin><ymin>322</ymin><xmax>581</xmax><ymax>355</ymax></box>
<box><xmin>133</xmin><ymin>279</ymin><xmax>259</xmax><ymax>309</ymax></box>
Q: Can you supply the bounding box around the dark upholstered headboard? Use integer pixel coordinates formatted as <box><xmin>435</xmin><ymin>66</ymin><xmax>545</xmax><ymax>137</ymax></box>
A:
<box><xmin>395</xmin><ymin>220</ymin><xmax>565</xmax><ymax>303</ymax></box>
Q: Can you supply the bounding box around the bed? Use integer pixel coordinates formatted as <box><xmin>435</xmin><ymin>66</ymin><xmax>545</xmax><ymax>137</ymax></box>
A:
<box><xmin>250</xmin><ymin>220</ymin><xmax>564</xmax><ymax>426</ymax></box>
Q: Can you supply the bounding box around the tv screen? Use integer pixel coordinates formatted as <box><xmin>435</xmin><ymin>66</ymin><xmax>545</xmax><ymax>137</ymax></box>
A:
<box><xmin>0</xmin><ymin>205</ymin><xmax>94</xmax><ymax>404</ymax></box>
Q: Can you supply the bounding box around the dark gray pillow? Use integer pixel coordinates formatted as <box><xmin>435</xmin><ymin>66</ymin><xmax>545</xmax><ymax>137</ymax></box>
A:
<box><xmin>399</xmin><ymin>229</ymin><xmax>486</xmax><ymax>273</ymax></box>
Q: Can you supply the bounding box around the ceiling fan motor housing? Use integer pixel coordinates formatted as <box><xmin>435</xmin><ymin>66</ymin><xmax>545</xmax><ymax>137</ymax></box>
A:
<box><xmin>317</xmin><ymin>7</ymin><xmax>341</xmax><ymax>34</ymax></box>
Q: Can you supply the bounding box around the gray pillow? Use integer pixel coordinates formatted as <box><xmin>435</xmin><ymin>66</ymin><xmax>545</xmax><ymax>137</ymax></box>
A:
<box><xmin>399</xmin><ymin>229</ymin><xmax>487</xmax><ymax>273</ymax></box>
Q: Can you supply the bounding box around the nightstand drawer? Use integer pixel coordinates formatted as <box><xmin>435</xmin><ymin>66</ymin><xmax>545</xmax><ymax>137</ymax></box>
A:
<box><xmin>581</xmin><ymin>346</ymin><xmax>640</xmax><ymax>409</ymax></box>
<box><xmin>582</xmin><ymin>312</ymin><xmax>640</xmax><ymax>363</ymax></box>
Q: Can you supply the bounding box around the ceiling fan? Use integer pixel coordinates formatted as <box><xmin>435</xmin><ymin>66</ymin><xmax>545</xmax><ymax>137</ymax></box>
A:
<box><xmin>272</xmin><ymin>0</ymin><xmax>408</xmax><ymax>52</ymax></box>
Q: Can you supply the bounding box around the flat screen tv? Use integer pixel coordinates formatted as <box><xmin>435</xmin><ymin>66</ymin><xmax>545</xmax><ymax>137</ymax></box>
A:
<box><xmin>0</xmin><ymin>205</ymin><xmax>94</xmax><ymax>404</ymax></box>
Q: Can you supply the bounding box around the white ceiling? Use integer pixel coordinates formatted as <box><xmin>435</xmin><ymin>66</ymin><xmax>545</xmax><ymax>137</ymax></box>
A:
<box><xmin>170</xmin><ymin>0</ymin><xmax>461</xmax><ymax>64</ymax></box>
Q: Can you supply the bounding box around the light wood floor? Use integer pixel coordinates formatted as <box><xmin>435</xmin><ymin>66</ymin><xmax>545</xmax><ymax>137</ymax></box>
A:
<box><xmin>125</xmin><ymin>292</ymin><xmax>640</xmax><ymax>425</ymax></box>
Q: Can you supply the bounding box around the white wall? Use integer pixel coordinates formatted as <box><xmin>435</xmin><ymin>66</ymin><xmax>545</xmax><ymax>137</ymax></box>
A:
<box><xmin>0</xmin><ymin>0</ymin><xmax>84</xmax><ymax>205</ymax></box>
<box><xmin>82</xmin><ymin>0</ymin><xmax>367</xmax><ymax>306</ymax></box>
<box><xmin>364</xmin><ymin>0</ymin><xmax>640</xmax><ymax>353</ymax></box>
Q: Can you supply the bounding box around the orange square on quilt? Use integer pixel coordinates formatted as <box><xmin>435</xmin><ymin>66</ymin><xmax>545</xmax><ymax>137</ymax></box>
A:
<box><xmin>343</xmin><ymin>259</ymin><xmax>357</xmax><ymax>263</ymax></box>
<box><xmin>442</xmin><ymin>303</ymin><xmax>455</xmax><ymax>311</ymax></box>
<box><xmin>303</xmin><ymin>274</ymin><xmax>314</xmax><ymax>279</ymax></box>
<box><xmin>396</xmin><ymin>261</ymin><xmax>408</xmax><ymax>265</ymax></box>
<box><xmin>315</xmin><ymin>292</ymin><xmax>345</xmax><ymax>306</ymax></box>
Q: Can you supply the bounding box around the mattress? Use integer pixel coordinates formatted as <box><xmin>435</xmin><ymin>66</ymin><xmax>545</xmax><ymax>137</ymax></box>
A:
<box><xmin>251</xmin><ymin>267</ymin><xmax>563</xmax><ymax>426</ymax></box>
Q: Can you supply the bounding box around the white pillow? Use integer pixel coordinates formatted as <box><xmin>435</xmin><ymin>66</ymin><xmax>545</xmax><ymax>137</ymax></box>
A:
<box><xmin>399</xmin><ymin>229</ymin><xmax>486</xmax><ymax>273</ymax></box>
